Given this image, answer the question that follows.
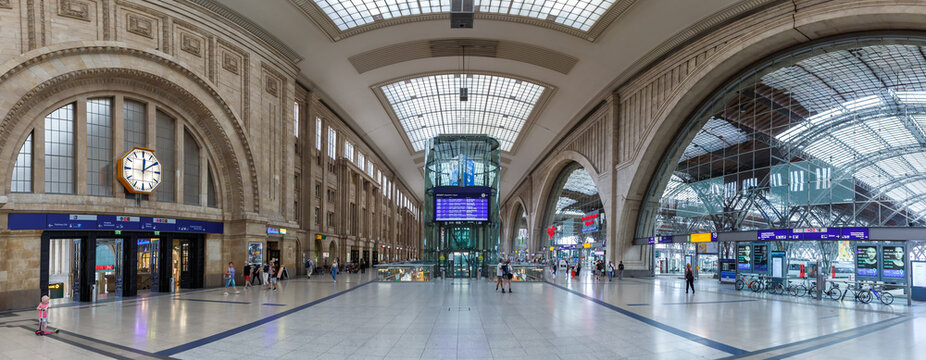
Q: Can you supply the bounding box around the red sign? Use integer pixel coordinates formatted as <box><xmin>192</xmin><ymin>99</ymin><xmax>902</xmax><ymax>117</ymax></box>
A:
<box><xmin>581</xmin><ymin>213</ymin><xmax>599</xmax><ymax>221</ymax></box>
<box><xmin>547</xmin><ymin>226</ymin><xmax>556</xmax><ymax>239</ymax></box>
<box><xmin>95</xmin><ymin>265</ymin><xmax>114</xmax><ymax>271</ymax></box>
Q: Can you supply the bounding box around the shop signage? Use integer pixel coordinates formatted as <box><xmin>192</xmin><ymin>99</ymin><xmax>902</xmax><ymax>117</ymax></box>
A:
<box><xmin>581</xmin><ymin>211</ymin><xmax>599</xmax><ymax>233</ymax></box>
<box><xmin>137</xmin><ymin>239</ymin><xmax>150</xmax><ymax>246</ymax></box>
<box><xmin>9</xmin><ymin>213</ymin><xmax>222</xmax><ymax>233</ymax></box>
<box><xmin>267</xmin><ymin>227</ymin><xmax>281</xmax><ymax>235</ymax></box>
<box><xmin>583</xmin><ymin>243</ymin><xmax>591</xmax><ymax>249</ymax></box>
<box><xmin>690</xmin><ymin>232</ymin><xmax>716</xmax><ymax>243</ymax></box>
<box><xmin>549</xmin><ymin>246</ymin><xmax>555</xmax><ymax>251</ymax></box>
<box><xmin>95</xmin><ymin>265</ymin><xmax>114</xmax><ymax>271</ymax></box>
<box><xmin>280</xmin><ymin>228</ymin><xmax>287</xmax><ymax>235</ymax></box>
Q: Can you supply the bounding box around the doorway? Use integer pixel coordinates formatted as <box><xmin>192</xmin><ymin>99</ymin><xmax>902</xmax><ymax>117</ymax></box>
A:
<box><xmin>267</xmin><ymin>240</ymin><xmax>281</xmax><ymax>264</ymax></box>
<box><xmin>47</xmin><ymin>238</ymin><xmax>80</xmax><ymax>301</ymax></box>
<box><xmin>94</xmin><ymin>238</ymin><xmax>124</xmax><ymax>300</ymax></box>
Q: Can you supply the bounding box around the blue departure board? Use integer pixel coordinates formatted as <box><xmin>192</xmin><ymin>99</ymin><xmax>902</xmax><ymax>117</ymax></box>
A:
<box><xmin>434</xmin><ymin>187</ymin><xmax>490</xmax><ymax>222</ymax></box>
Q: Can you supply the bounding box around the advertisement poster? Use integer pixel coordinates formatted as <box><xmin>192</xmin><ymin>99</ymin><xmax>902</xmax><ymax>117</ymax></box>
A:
<box><xmin>753</xmin><ymin>244</ymin><xmax>768</xmax><ymax>272</ymax></box>
<box><xmin>737</xmin><ymin>245</ymin><xmax>751</xmax><ymax>271</ymax></box>
<box><xmin>856</xmin><ymin>245</ymin><xmax>878</xmax><ymax>277</ymax></box>
<box><xmin>837</xmin><ymin>240</ymin><xmax>853</xmax><ymax>261</ymax></box>
<box><xmin>247</xmin><ymin>242</ymin><xmax>263</xmax><ymax>265</ymax></box>
<box><xmin>882</xmin><ymin>246</ymin><xmax>905</xmax><ymax>279</ymax></box>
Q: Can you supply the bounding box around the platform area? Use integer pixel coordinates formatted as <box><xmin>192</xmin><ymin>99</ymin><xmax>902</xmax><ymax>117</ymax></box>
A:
<box><xmin>0</xmin><ymin>272</ymin><xmax>923</xmax><ymax>360</ymax></box>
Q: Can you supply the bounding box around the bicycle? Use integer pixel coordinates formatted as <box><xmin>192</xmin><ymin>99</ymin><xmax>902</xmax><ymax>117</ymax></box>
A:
<box><xmin>858</xmin><ymin>283</ymin><xmax>894</xmax><ymax>305</ymax></box>
<box><xmin>784</xmin><ymin>280</ymin><xmax>806</xmax><ymax>297</ymax></box>
<box><xmin>735</xmin><ymin>273</ymin><xmax>756</xmax><ymax>291</ymax></box>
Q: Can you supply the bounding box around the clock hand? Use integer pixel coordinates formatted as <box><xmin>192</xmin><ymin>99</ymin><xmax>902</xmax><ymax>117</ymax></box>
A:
<box><xmin>143</xmin><ymin>162</ymin><xmax>159</xmax><ymax>172</ymax></box>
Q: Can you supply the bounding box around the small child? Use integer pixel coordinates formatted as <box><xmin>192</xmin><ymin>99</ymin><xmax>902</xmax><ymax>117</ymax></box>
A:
<box><xmin>36</xmin><ymin>295</ymin><xmax>54</xmax><ymax>335</ymax></box>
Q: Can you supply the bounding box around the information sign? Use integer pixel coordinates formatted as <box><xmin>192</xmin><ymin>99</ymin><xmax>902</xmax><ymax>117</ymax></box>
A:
<box><xmin>794</xmin><ymin>227</ymin><xmax>841</xmax><ymax>240</ymax></box>
<box><xmin>913</xmin><ymin>261</ymin><xmax>926</xmax><ymax>287</ymax></box>
<box><xmin>433</xmin><ymin>187</ymin><xmax>490</xmax><ymax>222</ymax></box>
<box><xmin>690</xmin><ymin>232</ymin><xmax>715</xmax><ymax>243</ymax></box>
<box><xmin>581</xmin><ymin>211</ymin><xmax>600</xmax><ymax>233</ymax></box>
<box><xmin>757</xmin><ymin>229</ymin><xmax>791</xmax><ymax>240</ymax></box>
<box><xmin>737</xmin><ymin>245</ymin><xmax>751</xmax><ymax>271</ymax></box>
<box><xmin>753</xmin><ymin>244</ymin><xmax>768</xmax><ymax>272</ymax></box>
<box><xmin>856</xmin><ymin>245</ymin><xmax>878</xmax><ymax>277</ymax></box>
<box><xmin>882</xmin><ymin>246</ymin><xmax>905</xmax><ymax>279</ymax></box>
<box><xmin>840</xmin><ymin>227</ymin><xmax>869</xmax><ymax>240</ymax></box>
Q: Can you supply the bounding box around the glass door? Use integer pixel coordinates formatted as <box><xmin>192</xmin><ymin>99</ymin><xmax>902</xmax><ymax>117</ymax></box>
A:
<box><xmin>95</xmin><ymin>238</ymin><xmax>123</xmax><ymax>300</ymax></box>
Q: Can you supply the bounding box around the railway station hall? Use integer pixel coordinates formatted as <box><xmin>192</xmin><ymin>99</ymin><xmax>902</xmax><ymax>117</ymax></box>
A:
<box><xmin>4</xmin><ymin>0</ymin><xmax>926</xmax><ymax>359</ymax></box>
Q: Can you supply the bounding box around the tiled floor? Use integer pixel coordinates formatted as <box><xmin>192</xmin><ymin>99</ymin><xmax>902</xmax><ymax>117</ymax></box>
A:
<box><xmin>0</xmin><ymin>271</ymin><xmax>923</xmax><ymax>359</ymax></box>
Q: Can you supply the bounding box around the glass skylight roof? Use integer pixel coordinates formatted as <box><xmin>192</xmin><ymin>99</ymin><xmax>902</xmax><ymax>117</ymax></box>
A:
<box><xmin>313</xmin><ymin>0</ymin><xmax>616</xmax><ymax>32</ymax></box>
<box><xmin>679</xmin><ymin>117</ymin><xmax>750</xmax><ymax>162</ymax></box>
<box><xmin>381</xmin><ymin>73</ymin><xmax>545</xmax><ymax>152</ymax></box>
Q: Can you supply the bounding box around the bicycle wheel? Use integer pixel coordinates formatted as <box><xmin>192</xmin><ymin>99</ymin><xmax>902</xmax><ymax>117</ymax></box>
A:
<box><xmin>858</xmin><ymin>290</ymin><xmax>873</xmax><ymax>304</ymax></box>
<box><xmin>772</xmin><ymin>283</ymin><xmax>784</xmax><ymax>295</ymax></box>
<box><xmin>735</xmin><ymin>279</ymin><xmax>744</xmax><ymax>291</ymax></box>
<box><xmin>750</xmin><ymin>281</ymin><xmax>763</xmax><ymax>293</ymax></box>
<box><xmin>881</xmin><ymin>292</ymin><xmax>894</xmax><ymax>305</ymax></box>
<box><xmin>827</xmin><ymin>289</ymin><xmax>841</xmax><ymax>301</ymax></box>
<box><xmin>794</xmin><ymin>285</ymin><xmax>806</xmax><ymax>297</ymax></box>
<box><xmin>807</xmin><ymin>286</ymin><xmax>816</xmax><ymax>297</ymax></box>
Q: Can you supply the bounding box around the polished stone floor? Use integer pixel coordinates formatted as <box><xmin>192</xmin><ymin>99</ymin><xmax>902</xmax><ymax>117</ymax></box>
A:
<box><xmin>0</xmin><ymin>271</ymin><xmax>923</xmax><ymax>359</ymax></box>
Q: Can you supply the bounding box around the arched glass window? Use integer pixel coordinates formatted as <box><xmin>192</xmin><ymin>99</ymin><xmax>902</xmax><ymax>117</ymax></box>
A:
<box><xmin>543</xmin><ymin>162</ymin><xmax>606</xmax><ymax>265</ymax></box>
<box><xmin>511</xmin><ymin>204</ymin><xmax>529</xmax><ymax>254</ymax></box>
<box><xmin>12</xmin><ymin>132</ymin><xmax>33</xmax><ymax>193</ymax></box>
<box><xmin>639</xmin><ymin>37</ymin><xmax>926</xmax><ymax>237</ymax></box>
<box><xmin>45</xmin><ymin>103</ymin><xmax>75</xmax><ymax>194</ymax></box>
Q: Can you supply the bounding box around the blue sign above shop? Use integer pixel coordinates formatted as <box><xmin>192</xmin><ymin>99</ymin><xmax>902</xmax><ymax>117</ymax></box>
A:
<box><xmin>8</xmin><ymin>213</ymin><xmax>222</xmax><ymax>234</ymax></box>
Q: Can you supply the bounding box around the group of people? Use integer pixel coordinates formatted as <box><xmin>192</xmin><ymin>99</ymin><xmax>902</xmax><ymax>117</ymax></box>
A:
<box><xmin>551</xmin><ymin>258</ymin><xmax>624</xmax><ymax>281</ymax></box>
<box><xmin>223</xmin><ymin>260</ymin><xmax>286</xmax><ymax>295</ymax></box>
<box><xmin>305</xmin><ymin>257</ymin><xmax>343</xmax><ymax>282</ymax></box>
<box><xmin>495</xmin><ymin>258</ymin><xmax>514</xmax><ymax>293</ymax></box>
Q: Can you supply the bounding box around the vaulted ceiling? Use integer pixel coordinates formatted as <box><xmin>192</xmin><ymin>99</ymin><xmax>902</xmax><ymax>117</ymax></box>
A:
<box><xmin>216</xmin><ymin>0</ymin><xmax>751</xmax><ymax>200</ymax></box>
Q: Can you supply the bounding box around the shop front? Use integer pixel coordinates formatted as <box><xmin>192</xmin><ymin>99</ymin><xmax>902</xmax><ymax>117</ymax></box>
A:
<box><xmin>14</xmin><ymin>213</ymin><xmax>220</xmax><ymax>302</ymax></box>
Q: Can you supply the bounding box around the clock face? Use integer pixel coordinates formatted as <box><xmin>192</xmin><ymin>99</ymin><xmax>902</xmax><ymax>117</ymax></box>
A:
<box><xmin>118</xmin><ymin>147</ymin><xmax>162</xmax><ymax>194</ymax></box>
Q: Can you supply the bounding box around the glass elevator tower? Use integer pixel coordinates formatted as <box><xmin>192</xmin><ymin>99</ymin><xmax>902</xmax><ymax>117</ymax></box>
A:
<box><xmin>423</xmin><ymin>135</ymin><xmax>500</xmax><ymax>278</ymax></box>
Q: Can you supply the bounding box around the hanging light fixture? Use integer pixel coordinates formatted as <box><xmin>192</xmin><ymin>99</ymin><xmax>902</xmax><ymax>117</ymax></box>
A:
<box><xmin>460</xmin><ymin>45</ymin><xmax>468</xmax><ymax>102</ymax></box>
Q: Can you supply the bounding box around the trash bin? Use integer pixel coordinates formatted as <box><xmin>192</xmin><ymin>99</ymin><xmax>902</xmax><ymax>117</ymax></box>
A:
<box><xmin>170</xmin><ymin>278</ymin><xmax>176</xmax><ymax>293</ymax></box>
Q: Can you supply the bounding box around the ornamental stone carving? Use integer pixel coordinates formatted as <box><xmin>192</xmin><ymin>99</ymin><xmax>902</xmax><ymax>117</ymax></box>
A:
<box><xmin>126</xmin><ymin>12</ymin><xmax>155</xmax><ymax>38</ymax></box>
<box><xmin>57</xmin><ymin>0</ymin><xmax>91</xmax><ymax>21</ymax></box>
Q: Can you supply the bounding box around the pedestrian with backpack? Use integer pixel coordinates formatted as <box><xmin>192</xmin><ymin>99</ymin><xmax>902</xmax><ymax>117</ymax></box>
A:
<box><xmin>608</xmin><ymin>261</ymin><xmax>615</xmax><ymax>281</ymax></box>
<box><xmin>504</xmin><ymin>259</ymin><xmax>513</xmax><ymax>293</ymax></box>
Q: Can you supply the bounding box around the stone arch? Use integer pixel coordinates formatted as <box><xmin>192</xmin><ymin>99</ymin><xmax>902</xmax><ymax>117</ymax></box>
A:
<box><xmin>0</xmin><ymin>44</ymin><xmax>259</xmax><ymax>213</ymax></box>
<box><xmin>533</xmin><ymin>150</ymin><xmax>605</xmax><ymax>252</ymax></box>
<box><xmin>618</xmin><ymin>4</ymin><xmax>926</xmax><ymax>253</ymax></box>
<box><xmin>505</xmin><ymin>197</ymin><xmax>528</xmax><ymax>254</ymax></box>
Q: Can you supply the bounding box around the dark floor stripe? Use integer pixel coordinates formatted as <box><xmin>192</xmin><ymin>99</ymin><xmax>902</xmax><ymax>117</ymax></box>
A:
<box><xmin>627</xmin><ymin>299</ymin><xmax>758</xmax><ymax>306</ymax></box>
<box><xmin>262</xmin><ymin>303</ymin><xmax>287</xmax><ymax>306</ymax></box>
<box><xmin>175</xmin><ymin>298</ymin><xmax>250</xmax><ymax>305</ymax></box>
<box><xmin>817</xmin><ymin>314</ymin><xmax>840</xmax><ymax>320</ymax></box>
<box><xmin>546</xmin><ymin>281</ymin><xmax>747</xmax><ymax>356</ymax></box>
<box><xmin>717</xmin><ymin>315</ymin><xmax>911</xmax><ymax>359</ymax></box>
<box><xmin>57</xmin><ymin>326</ymin><xmax>172</xmax><ymax>359</ymax></box>
<box><xmin>765</xmin><ymin>316</ymin><xmax>914</xmax><ymax>360</ymax></box>
<box><xmin>156</xmin><ymin>281</ymin><xmax>373</xmax><ymax>356</ymax></box>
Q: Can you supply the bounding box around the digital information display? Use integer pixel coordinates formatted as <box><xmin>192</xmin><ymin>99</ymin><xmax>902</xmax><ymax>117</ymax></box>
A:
<box><xmin>753</xmin><ymin>244</ymin><xmax>768</xmax><ymax>272</ymax></box>
<box><xmin>856</xmin><ymin>245</ymin><xmax>878</xmax><ymax>277</ymax></box>
<box><xmin>433</xmin><ymin>187</ymin><xmax>490</xmax><ymax>222</ymax></box>
<box><xmin>737</xmin><ymin>245</ymin><xmax>751</xmax><ymax>271</ymax></box>
<box><xmin>882</xmin><ymin>246</ymin><xmax>905</xmax><ymax>280</ymax></box>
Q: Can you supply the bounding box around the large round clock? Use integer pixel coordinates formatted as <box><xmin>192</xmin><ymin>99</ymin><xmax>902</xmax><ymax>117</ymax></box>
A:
<box><xmin>118</xmin><ymin>147</ymin><xmax>162</xmax><ymax>194</ymax></box>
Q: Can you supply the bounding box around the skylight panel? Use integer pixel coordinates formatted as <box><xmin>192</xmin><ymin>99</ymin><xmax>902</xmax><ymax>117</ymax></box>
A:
<box><xmin>803</xmin><ymin>137</ymin><xmax>853</xmax><ymax>167</ymax></box>
<box><xmin>314</xmin><ymin>0</ymin><xmax>616</xmax><ymax>32</ymax></box>
<box><xmin>832</xmin><ymin>126</ymin><xmax>884</xmax><ymax>155</ymax></box>
<box><xmin>866</xmin><ymin>116</ymin><xmax>918</xmax><ymax>146</ymax></box>
<box><xmin>381</xmin><ymin>74</ymin><xmax>546</xmax><ymax>152</ymax></box>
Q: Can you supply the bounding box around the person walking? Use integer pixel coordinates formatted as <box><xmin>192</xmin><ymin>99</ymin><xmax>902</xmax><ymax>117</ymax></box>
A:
<box><xmin>331</xmin><ymin>257</ymin><xmax>339</xmax><ymax>283</ymax></box>
<box><xmin>262</xmin><ymin>262</ymin><xmax>270</xmax><ymax>288</ymax></box>
<box><xmin>360</xmin><ymin>258</ymin><xmax>366</xmax><ymax>274</ymax></box>
<box><xmin>243</xmin><ymin>263</ymin><xmax>252</xmax><ymax>288</ymax></box>
<box><xmin>504</xmin><ymin>259</ymin><xmax>513</xmax><ymax>293</ymax></box>
<box><xmin>575</xmin><ymin>261</ymin><xmax>582</xmax><ymax>280</ymax></box>
<box><xmin>607</xmin><ymin>261</ymin><xmax>615</xmax><ymax>281</ymax></box>
<box><xmin>618</xmin><ymin>261</ymin><xmax>625</xmax><ymax>280</ymax></box>
<box><xmin>551</xmin><ymin>260</ymin><xmax>557</xmax><ymax>279</ymax></box>
<box><xmin>685</xmin><ymin>263</ymin><xmax>695</xmax><ymax>294</ymax></box>
<box><xmin>305</xmin><ymin>258</ymin><xmax>314</xmax><ymax>279</ymax></box>
<box><xmin>224</xmin><ymin>262</ymin><xmax>240</xmax><ymax>295</ymax></box>
<box><xmin>595</xmin><ymin>260</ymin><xmax>603</xmax><ymax>281</ymax></box>
<box><xmin>495</xmin><ymin>259</ymin><xmax>505</xmax><ymax>293</ymax></box>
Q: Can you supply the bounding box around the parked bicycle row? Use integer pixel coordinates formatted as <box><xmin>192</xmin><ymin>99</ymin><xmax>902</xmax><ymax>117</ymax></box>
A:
<box><xmin>733</xmin><ymin>274</ymin><xmax>898</xmax><ymax>305</ymax></box>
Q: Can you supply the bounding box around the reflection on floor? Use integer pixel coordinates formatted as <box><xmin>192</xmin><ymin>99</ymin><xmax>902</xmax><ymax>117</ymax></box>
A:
<box><xmin>0</xmin><ymin>271</ymin><xmax>923</xmax><ymax>359</ymax></box>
